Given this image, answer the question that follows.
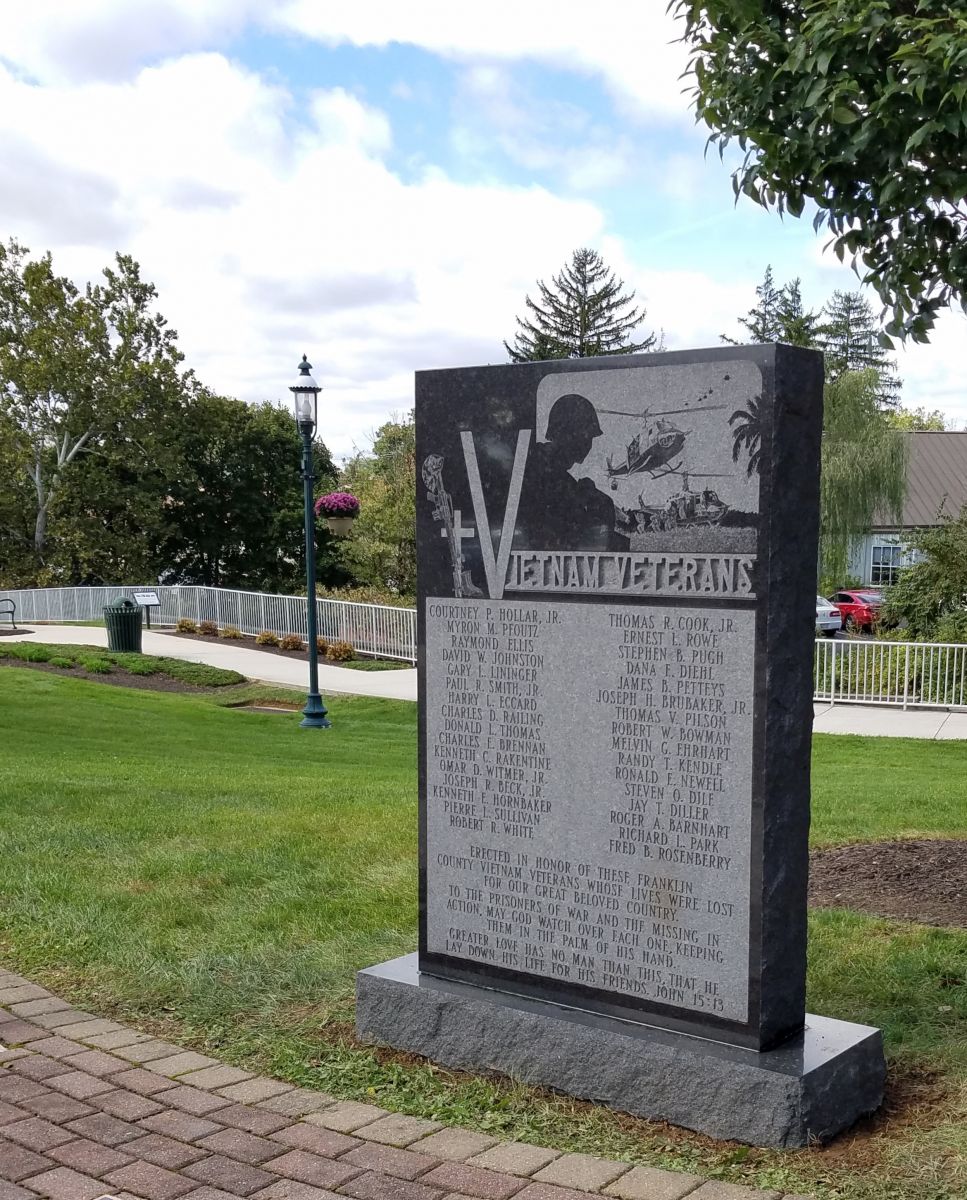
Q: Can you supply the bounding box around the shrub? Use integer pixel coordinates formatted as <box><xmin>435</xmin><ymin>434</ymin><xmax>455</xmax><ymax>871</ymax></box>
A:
<box><xmin>79</xmin><ymin>656</ymin><xmax>113</xmax><ymax>674</ymax></box>
<box><xmin>219</xmin><ymin>625</ymin><xmax>242</xmax><ymax>639</ymax></box>
<box><xmin>328</xmin><ymin>639</ymin><xmax>355</xmax><ymax>662</ymax></box>
<box><xmin>175</xmin><ymin>618</ymin><xmax>198</xmax><ymax>633</ymax></box>
<box><xmin>279</xmin><ymin>634</ymin><xmax>305</xmax><ymax>652</ymax></box>
<box><xmin>318</xmin><ymin>584</ymin><xmax>414</xmax><ymax>608</ymax></box>
<box><xmin>316</xmin><ymin>636</ymin><xmax>329</xmax><ymax>655</ymax></box>
<box><xmin>48</xmin><ymin>655</ymin><xmax>75</xmax><ymax>669</ymax></box>
<box><xmin>256</xmin><ymin>630</ymin><xmax>280</xmax><ymax>646</ymax></box>
<box><xmin>18</xmin><ymin>645</ymin><xmax>53</xmax><ymax>663</ymax></box>
<box><xmin>930</xmin><ymin>612</ymin><xmax>967</xmax><ymax>645</ymax></box>
<box><xmin>122</xmin><ymin>658</ymin><xmax>159</xmax><ymax>676</ymax></box>
<box><xmin>197</xmin><ymin>620</ymin><xmax>218</xmax><ymax>637</ymax></box>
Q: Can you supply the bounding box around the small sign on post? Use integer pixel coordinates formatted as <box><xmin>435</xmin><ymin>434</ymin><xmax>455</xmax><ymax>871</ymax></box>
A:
<box><xmin>132</xmin><ymin>590</ymin><xmax>161</xmax><ymax>628</ymax></box>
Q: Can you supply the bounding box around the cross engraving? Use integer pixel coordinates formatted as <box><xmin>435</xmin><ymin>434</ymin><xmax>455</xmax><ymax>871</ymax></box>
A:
<box><xmin>444</xmin><ymin>509</ymin><xmax>476</xmax><ymax>546</ymax></box>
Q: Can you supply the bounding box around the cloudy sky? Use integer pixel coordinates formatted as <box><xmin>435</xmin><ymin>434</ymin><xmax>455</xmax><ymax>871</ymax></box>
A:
<box><xmin>3</xmin><ymin>1</ymin><xmax>965</xmax><ymax>457</ymax></box>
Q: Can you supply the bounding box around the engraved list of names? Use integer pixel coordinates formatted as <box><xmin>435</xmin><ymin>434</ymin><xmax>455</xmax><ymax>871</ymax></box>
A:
<box><xmin>424</xmin><ymin>596</ymin><xmax>755</xmax><ymax>1023</ymax></box>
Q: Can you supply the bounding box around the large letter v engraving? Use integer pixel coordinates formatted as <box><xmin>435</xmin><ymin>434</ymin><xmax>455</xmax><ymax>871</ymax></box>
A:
<box><xmin>460</xmin><ymin>429</ymin><xmax>531</xmax><ymax>601</ymax></box>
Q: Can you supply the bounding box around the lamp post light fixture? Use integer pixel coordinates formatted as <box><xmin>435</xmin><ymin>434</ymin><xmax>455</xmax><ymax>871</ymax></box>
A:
<box><xmin>290</xmin><ymin>354</ymin><xmax>330</xmax><ymax>730</ymax></box>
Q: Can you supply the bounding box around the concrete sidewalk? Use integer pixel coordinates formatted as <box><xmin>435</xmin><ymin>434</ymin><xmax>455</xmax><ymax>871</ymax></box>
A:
<box><xmin>5</xmin><ymin>625</ymin><xmax>417</xmax><ymax>703</ymax></box>
<box><xmin>812</xmin><ymin>701</ymin><xmax>967</xmax><ymax>739</ymax></box>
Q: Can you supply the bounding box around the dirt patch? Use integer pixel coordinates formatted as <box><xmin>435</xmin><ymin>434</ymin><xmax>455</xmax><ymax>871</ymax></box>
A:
<box><xmin>809</xmin><ymin>839</ymin><xmax>967</xmax><ymax>927</ymax></box>
<box><xmin>0</xmin><ymin>657</ymin><xmax>246</xmax><ymax>696</ymax></box>
<box><xmin>0</xmin><ymin>628</ymin><xmax>32</xmax><ymax>637</ymax></box>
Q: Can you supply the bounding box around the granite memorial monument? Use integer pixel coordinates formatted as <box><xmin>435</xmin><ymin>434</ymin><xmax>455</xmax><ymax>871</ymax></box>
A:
<box><xmin>357</xmin><ymin>344</ymin><xmax>886</xmax><ymax>1148</ymax></box>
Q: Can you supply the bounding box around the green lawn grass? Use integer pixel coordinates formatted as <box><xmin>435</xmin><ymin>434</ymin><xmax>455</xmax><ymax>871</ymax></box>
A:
<box><xmin>812</xmin><ymin>734</ymin><xmax>967</xmax><ymax>844</ymax></box>
<box><xmin>0</xmin><ymin>669</ymin><xmax>963</xmax><ymax>1200</ymax></box>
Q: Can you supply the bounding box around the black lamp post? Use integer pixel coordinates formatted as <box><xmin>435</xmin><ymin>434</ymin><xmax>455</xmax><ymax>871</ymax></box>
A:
<box><xmin>290</xmin><ymin>355</ymin><xmax>330</xmax><ymax>730</ymax></box>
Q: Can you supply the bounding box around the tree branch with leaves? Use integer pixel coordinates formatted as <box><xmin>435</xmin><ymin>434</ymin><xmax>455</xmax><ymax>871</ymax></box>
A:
<box><xmin>671</xmin><ymin>1</ymin><xmax>967</xmax><ymax>343</ymax></box>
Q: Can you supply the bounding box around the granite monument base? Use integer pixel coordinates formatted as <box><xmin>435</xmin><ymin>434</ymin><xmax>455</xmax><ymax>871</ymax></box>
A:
<box><xmin>356</xmin><ymin>955</ymin><xmax>885</xmax><ymax>1150</ymax></box>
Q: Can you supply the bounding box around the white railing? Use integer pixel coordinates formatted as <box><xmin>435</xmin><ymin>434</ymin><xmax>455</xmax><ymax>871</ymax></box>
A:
<box><xmin>6</xmin><ymin>589</ymin><xmax>967</xmax><ymax>705</ymax></box>
<box><xmin>814</xmin><ymin>637</ymin><xmax>967</xmax><ymax>709</ymax></box>
<box><xmin>0</xmin><ymin>585</ymin><xmax>417</xmax><ymax>663</ymax></box>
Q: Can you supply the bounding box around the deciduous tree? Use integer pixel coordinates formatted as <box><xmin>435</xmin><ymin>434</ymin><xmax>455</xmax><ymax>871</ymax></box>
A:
<box><xmin>338</xmin><ymin>415</ymin><xmax>416</xmax><ymax>598</ymax></box>
<box><xmin>158</xmin><ymin>392</ymin><xmax>341</xmax><ymax>592</ymax></box>
<box><xmin>881</xmin><ymin>508</ymin><xmax>967</xmax><ymax>639</ymax></box>
<box><xmin>672</xmin><ymin>1</ymin><xmax>967</xmax><ymax>342</ymax></box>
<box><xmin>819</xmin><ymin>369</ymin><xmax>907</xmax><ymax>589</ymax></box>
<box><xmin>0</xmin><ymin>241</ymin><xmax>189</xmax><ymax>579</ymax></box>
<box><xmin>885</xmin><ymin>406</ymin><xmax>947</xmax><ymax>432</ymax></box>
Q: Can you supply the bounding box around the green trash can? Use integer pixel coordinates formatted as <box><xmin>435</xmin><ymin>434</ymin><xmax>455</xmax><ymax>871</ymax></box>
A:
<box><xmin>103</xmin><ymin>597</ymin><xmax>143</xmax><ymax>653</ymax></box>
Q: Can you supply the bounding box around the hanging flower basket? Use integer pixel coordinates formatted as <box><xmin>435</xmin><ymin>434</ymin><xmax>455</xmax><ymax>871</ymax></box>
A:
<box><xmin>315</xmin><ymin>491</ymin><xmax>360</xmax><ymax>536</ymax></box>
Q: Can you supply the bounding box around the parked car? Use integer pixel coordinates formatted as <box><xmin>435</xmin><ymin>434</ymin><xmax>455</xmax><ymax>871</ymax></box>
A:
<box><xmin>816</xmin><ymin>596</ymin><xmax>843</xmax><ymax>637</ymax></box>
<box><xmin>829</xmin><ymin>589</ymin><xmax>883</xmax><ymax>632</ymax></box>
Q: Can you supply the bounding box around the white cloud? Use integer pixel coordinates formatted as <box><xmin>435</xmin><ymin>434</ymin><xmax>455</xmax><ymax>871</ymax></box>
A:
<box><xmin>1</xmin><ymin>0</ymin><xmax>264</xmax><ymax>82</ymax></box>
<box><xmin>4</xmin><ymin>1</ymin><xmax>689</xmax><ymax>120</ymax></box>
<box><xmin>309</xmin><ymin>88</ymin><xmax>392</xmax><ymax>155</ymax></box>
<box><xmin>452</xmin><ymin>63</ymin><xmax>637</xmax><ymax>192</ymax></box>
<box><xmin>0</xmin><ymin>53</ymin><xmax>604</xmax><ymax>455</ymax></box>
<box><xmin>274</xmin><ymin>1</ymin><xmax>690</xmax><ymax>120</ymax></box>
<box><xmin>2</xmin><ymin>5</ymin><xmax>964</xmax><ymax>451</ymax></box>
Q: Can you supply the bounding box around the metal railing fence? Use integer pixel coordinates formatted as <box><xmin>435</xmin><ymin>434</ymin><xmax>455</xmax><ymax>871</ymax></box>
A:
<box><xmin>814</xmin><ymin>636</ymin><xmax>967</xmax><ymax>709</ymax></box>
<box><xmin>0</xmin><ymin>585</ymin><xmax>417</xmax><ymax>663</ymax></box>
<box><xmin>6</xmin><ymin>587</ymin><xmax>967</xmax><ymax>705</ymax></box>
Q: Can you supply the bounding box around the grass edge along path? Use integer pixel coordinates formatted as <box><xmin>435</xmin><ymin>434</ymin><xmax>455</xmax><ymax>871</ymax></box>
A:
<box><xmin>0</xmin><ymin>670</ymin><xmax>964</xmax><ymax>1200</ymax></box>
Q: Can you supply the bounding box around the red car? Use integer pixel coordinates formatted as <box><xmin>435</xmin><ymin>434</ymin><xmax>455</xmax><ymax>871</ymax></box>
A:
<box><xmin>829</xmin><ymin>590</ymin><xmax>883</xmax><ymax>632</ymax></box>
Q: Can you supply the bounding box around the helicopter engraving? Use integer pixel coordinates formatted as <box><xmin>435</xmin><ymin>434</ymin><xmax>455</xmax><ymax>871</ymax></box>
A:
<box><xmin>601</xmin><ymin>396</ymin><xmax>727</xmax><ymax>488</ymax></box>
<box><xmin>629</xmin><ymin>472</ymin><xmax>732</xmax><ymax>534</ymax></box>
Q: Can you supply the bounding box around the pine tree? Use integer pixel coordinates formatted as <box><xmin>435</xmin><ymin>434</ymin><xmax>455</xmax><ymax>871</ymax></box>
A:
<box><xmin>723</xmin><ymin>267</ymin><xmax>821</xmax><ymax>347</ymax></box>
<box><xmin>820</xmin><ymin>290</ymin><xmax>901</xmax><ymax>407</ymax></box>
<box><xmin>724</xmin><ymin>266</ymin><xmax>783</xmax><ymax>345</ymax></box>
<box><xmin>777</xmin><ymin>279</ymin><xmax>823</xmax><ymax>348</ymax></box>
<box><xmin>724</xmin><ymin>268</ymin><xmax>907</xmax><ymax>585</ymax></box>
<box><xmin>504</xmin><ymin>248</ymin><xmax>660</xmax><ymax>362</ymax></box>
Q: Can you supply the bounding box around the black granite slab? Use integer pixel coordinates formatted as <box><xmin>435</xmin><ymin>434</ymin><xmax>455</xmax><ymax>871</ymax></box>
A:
<box><xmin>357</xmin><ymin>343</ymin><xmax>885</xmax><ymax>1145</ymax></box>
<box><xmin>412</xmin><ymin>345</ymin><xmax>823</xmax><ymax>1050</ymax></box>
<box><xmin>357</xmin><ymin>953</ymin><xmax>886</xmax><ymax>1149</ymax></box>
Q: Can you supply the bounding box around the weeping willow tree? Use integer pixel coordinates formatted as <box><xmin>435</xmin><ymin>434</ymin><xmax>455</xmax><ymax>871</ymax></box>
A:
<box><xmin>820</xmin><ymin>370</ymin><xmax>907</xmax><ymax>590</ymax></box>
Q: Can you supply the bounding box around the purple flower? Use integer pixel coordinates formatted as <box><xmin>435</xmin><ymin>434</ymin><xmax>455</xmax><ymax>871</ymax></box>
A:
<box><xmin>315</xmin><ymin>491</ymin><xmax>360</xmax><ymax>517</ymax></box>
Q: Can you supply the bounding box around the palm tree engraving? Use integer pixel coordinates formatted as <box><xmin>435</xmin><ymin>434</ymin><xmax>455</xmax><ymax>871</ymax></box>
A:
<box><xmin>729</xmin><ymin>395</ymin><xmax>762</xmax><ymax>477</ymax></box>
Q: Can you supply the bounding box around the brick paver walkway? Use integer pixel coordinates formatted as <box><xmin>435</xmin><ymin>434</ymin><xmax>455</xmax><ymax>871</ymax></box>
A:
<box><xmin>0</xmin><ymin>971</ymin><xmax>810</xmax><ymax>1200</ymax></box>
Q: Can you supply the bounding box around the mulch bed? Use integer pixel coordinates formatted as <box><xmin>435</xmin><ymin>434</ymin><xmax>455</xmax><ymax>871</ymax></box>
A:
<box><xmin>809</xmin><ymin>838</ymin><xmax>967</xmax><ymax>927</ymax></box>
<box><xmin>171</xmin><ymin>631</ymin><xmax>316</xmax><ymax>663</ymax></box>
<box><xmin>0</xmin><ymin>657</ymin><xmax>241</xmax><ymax>695</ymax></box>
<box><xmin>169</xmin><ymin>630</ymin><xmax>409</xmax><ymax>667</ymax></box>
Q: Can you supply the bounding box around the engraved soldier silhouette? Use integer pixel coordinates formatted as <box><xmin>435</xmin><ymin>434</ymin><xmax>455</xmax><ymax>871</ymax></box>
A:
<box><xmin>514</xmin><ymin>393</ymin><xmax>629</xmax><ymax>552</ymax></box>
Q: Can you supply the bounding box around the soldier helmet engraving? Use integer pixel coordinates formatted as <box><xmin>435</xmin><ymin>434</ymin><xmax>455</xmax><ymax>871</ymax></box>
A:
<box><xmin>545</xmin><ymin>393</ymin><xmax>603</xmax><ymax>443</ymax></box>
